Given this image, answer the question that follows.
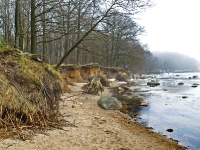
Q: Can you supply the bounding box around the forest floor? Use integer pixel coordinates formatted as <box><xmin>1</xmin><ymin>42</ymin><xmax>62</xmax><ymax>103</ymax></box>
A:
<box><xmin>0</xmin><ymin>82</ymin><xmax>185</xmax><ymax>150</ymax></box>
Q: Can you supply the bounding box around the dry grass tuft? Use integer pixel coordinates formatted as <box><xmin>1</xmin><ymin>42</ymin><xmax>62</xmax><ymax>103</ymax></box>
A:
<box><xmin>0</xmin><ymin>49</ymin><xmax>67</xmax><ymax>140</ymax></box>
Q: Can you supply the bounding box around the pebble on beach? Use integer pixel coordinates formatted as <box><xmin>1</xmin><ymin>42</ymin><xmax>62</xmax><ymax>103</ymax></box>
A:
<box><xmin>140</xmin><ymin>102</ymin><xmax>148</xmax><ymax>107</ymax></box>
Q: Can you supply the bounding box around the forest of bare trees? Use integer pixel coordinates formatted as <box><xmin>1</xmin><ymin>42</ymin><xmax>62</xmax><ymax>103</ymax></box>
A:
<box><xmin>0</xmin><ymin>0</ymin><xmax>155</xmax><ymax>72</ymax></box>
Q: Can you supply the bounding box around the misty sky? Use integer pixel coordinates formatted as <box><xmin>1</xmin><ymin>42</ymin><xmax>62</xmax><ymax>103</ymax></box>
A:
<box><xmin>137</xmin><ymin>0</ymin><xmax>200</xmax><ymax>60</ymax></box>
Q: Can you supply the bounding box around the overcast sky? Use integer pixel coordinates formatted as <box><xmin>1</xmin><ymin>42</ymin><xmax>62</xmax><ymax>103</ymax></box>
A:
<box><xmin>137</xmin><ymin>0</ymin><xmax>200</xmax><ymax>60</ymax></box>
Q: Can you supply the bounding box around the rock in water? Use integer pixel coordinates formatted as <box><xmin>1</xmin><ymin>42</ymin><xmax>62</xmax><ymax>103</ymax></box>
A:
<box><xmin>191</xmin><ymin>85</ymin><xmax>198</xmax><ymax>88</ymax></box>
<box><xmin>166</xmin><ymin>128</ymin><xmax>173</xmax><ymax>132</ymax></box>
<box><xmin>178</xmin><ymin>82</ymin><xmax>184</xmax><ymax>85</ymax></box>
<box><xmin>193</xmin><ymin>83</ymin><xmax>199</xmax><ymax>86</ymax></box>
<box><xmin>147</xmin><ymin>81</ymin><xmax>160</xmax><ymax>87</ymax></box>
<box><xmin>193</xmin><ymin>75</ymin><xmax>197</xmax><ymax>79</ymax></box>
<box><xmin>182</xmin><ymin>96</ymin><xmax>188</xmax><ymax>99</ymax></box>
<box><xmin>97</xmin><ymin>96</ymin><xmax>122</xmax><ymax>110</ymax></box>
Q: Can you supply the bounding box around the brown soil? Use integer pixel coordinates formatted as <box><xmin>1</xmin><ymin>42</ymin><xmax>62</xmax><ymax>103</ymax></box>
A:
<box><xmin>60</xmin><ymin>64</ymin><xmax>125</xmax><ymax>83</ymax></box>
<box><xmin>80</xmin><ymin>65</ymin><xmax>102</xmax><ymax>80</ymax></box>
<box><xmin>0</xmin><ymin>83</ymin><xmax>185</xmax><ymax>150</ymax></box>
<box><xmin>60</xmin><ymin>64</ymin><xmax>103</xmax><ymax>83</ymax></box>
<box><xmin>62</xmin><ymin>68</ymin><xmax>85</xmax><ymax>83</ymax></box>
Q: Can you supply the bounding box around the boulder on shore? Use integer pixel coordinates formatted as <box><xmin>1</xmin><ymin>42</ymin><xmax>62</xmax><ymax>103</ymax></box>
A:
<box><xmin>116</xmin><ymin>72</ymin><xmax>128</xmax><ymax>81</ymax></box>
<box><xmin>97</xmin><ymin>96</ymin><xmax>122</xmax><ymax>110</ymax></box>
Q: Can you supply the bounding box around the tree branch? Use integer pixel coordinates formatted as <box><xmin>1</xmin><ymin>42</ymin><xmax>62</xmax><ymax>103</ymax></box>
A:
<box><xmin>55</xmin><ymin>1</ymin><xmax>116</xmax><ymax>69</ymax></box>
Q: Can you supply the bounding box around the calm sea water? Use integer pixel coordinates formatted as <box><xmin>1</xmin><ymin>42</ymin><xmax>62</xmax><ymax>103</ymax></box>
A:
<box><xmin>129</xmin><ymin>72</ymin><xmax>200</xmax><ymax>150</ymax></box>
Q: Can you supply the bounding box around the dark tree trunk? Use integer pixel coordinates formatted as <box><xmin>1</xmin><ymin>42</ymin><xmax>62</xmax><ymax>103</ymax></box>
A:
<box><xmin>42</xmin><ymin>0</ymin><xmax>46</xmax><ymax>61</ymax></box>
<box><xmin>31</xmin><ymin>0</ymin><xmax>36</xmax><ymax>54</ymax></box>
<box><xmin>15</xmin><ymin>0</ymin><xmax>20</xmax><ymax>48</ymax></box>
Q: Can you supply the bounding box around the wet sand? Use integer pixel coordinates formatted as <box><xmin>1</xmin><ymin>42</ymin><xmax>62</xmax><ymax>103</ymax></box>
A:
<box><xmin>0</xmin><ymin>83</ymin><xmax>185</xmax><ymax>150</ymax></box>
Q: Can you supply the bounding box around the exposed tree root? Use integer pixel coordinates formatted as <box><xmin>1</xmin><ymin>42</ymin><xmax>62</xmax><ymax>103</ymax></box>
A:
<box><xmin>82</xmin><ymin>76</ymin><xmax>104</xmax><ymax>94</ymax></box>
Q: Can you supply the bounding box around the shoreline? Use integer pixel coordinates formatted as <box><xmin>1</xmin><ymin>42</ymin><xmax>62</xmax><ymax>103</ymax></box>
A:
<box><xmin>0</xmin><ymin>82</ymin><xmax>185</xmax><ymax>150</ymax></box>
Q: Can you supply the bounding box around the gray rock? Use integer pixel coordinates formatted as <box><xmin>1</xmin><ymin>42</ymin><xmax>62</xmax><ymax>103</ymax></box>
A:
<box><xmin>193</xmin><ymin>75</ymin><xmax>198</xmax><ymax>79</ymax></box>
<box><xmin>182</xmin><ymin>96</ymin><xmax>188</xmax><ymax>99</ymax></box>
<box><xmin>116</xmin><ymin>72</ymin><xmax>128</xmax><ymax>81</ymax></box>
<box><xmin>191</xmin><ymin>83</ymin><xmax>199</xmax><ymax>88</ymax></box>
<box><xmin>191</xmin><ymin>85</ymin><xmax>198</xmax><ymax>88</ymax></box>
<box><xmin>193</xmin><ymin>83</ymin><xmax>199</xmax><ymax>86</ymax></box>
<box><xmin>147</xmin><ymin>82</ymin><xmax>160</xmax><ymax>87</ymax></box>
<box><xmin>178</xmin><ymin>82</ymin><xmax>184</xmax><ymax>85</ymax></box>
<box><xmin>97</xmin><ymin>96</ymin><xmax>122</xmax><ymax>110</ymax></box>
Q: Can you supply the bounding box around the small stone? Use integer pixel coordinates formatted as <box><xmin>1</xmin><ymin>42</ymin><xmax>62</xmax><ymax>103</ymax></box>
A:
<box><xmin>193</xmin><ymin>75</ymin><xmax>197</xmax><ymax>79</ymax></box>
<box><xmin>166</xmin><ymin>128</ymin><xmax>173</xmax><ymax>132</ymax></box>
<box><xmin>193</xmin><ymin>83</ymin><xmax>199</xmax><ymax>86</ymax></box>
<box><xmin>147</xmin><ymin>82</ymin><xmax>160</xmax><ymax>87</ymax></box>
<box><xmin>118</xmin><ymin>86</ymin><xmax>124</xmax><ymax>92</ymax></box>
<box><xmin>178</xmin><ymin>82</ymin><xmax>184</xmax><ymax>85</ymax></box>
<box><xmin>182</xmin><ymin>96</ymin><xmax>188</xmax><ymax>99</ymax></box>
<box><xmin>191</xmin><ymin>85</ymin><xmax>198</xmax><ymax>88</ymax></box>
<box><xmin>140</xmin><ymin>102</ymin><xmax>148</xmax><ymax>107</ymax></box>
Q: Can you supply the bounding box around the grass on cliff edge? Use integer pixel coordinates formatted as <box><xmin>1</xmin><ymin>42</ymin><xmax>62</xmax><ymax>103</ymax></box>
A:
<box><xmin>0</xmin><ymin>48</ymin><xmax>68</xmax><ymax>140</ymax></box>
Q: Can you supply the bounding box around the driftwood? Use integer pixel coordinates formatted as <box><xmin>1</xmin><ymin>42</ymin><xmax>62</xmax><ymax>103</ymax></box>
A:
<box><xmin>82</xmin><ymin>77</ymin><xmax>104</xmax><ymax>94</ymax></box>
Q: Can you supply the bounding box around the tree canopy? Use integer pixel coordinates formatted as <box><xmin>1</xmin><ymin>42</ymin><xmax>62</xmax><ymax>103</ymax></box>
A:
<box><xmin>0</xmin><ymin>0</ymin><xmax>154</xmax><ymax>72</ymax></box>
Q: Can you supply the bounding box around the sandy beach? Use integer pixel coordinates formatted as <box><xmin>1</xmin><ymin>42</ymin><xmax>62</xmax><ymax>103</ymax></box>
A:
<box><xmin>0</xmin><ymin>83</ymin><xmax>185</xmax><ymax>150</ymax></box>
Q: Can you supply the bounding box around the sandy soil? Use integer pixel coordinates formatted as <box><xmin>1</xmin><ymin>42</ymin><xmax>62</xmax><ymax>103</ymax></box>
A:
<box><xmin>0</xmin><ymin>83</ymin><xmax>185</xmax><ymax>150</ymax></box>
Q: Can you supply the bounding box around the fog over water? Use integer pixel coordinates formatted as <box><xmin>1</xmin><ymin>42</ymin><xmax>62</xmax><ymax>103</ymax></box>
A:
<box><xmin>137</xmin><ymin>0</ymin><xmax>200</xmax><ymax>61</ymax></box>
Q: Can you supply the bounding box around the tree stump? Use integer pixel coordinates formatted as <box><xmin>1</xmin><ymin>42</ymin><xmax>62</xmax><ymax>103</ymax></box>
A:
<box><xmin>82</xmin><ymin>76</ymin><xmax>104</xmax><ymax>94</ymax></box>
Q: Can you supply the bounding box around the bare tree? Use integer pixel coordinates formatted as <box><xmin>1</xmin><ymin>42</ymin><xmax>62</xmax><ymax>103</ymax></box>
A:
<box><xmin>31</xmin><ymin>0</ymin><xmax>36</xmax><ymax>54</ymax></box>
<box><xmin>0</xmin><ymin>0</ymin><xmax>154</xmax><ymax>73</ymax></box>
<box><xmin>15</xmin><ymin>0</ymin><xmax>20</xmax><ymax>48</ymax></box>
<box><xmin>55</xmin><ymin>0</ymin><xmax>152</xmax><ymax>69</ymax></box>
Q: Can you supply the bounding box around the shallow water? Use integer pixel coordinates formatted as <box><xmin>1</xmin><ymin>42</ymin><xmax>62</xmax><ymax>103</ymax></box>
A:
<box><xmin>129</xmin><ymin>73</ymin><xmax>200</xmax><ymax>150</ymax></box>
